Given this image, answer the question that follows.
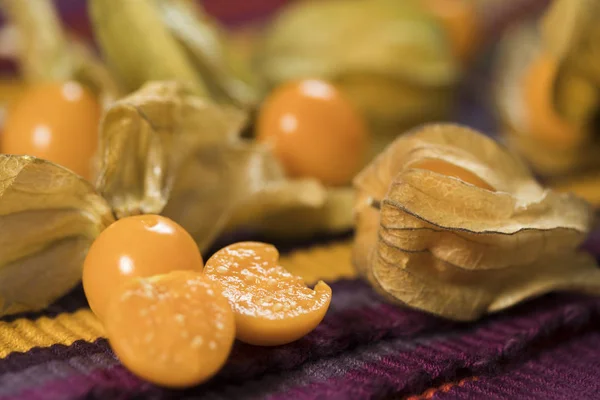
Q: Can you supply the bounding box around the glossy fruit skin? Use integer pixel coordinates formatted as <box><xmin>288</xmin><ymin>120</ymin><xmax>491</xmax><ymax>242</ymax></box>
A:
<box><xmin>256</xmin><ymin>79</ymin><xmax>368</xmax><ymax>186</ymax></box>
<box><xmin>83</xmin><ymin>215</ymin><xmax>203</xmax><ymax>321</ymax></box>
<box><xmin>2</xmin><ymin>81</ymin><xmax>100</xmax><ymax>180</ymax></box>
<box><xmin>205</xmin><ymin>242</ymin><xmax>332</xmax><ymax>346</ymax></box>
<box><xmin>105</xmin><ymin>271</ymin><xmax>235</xmax><ymax>388</ymax></box>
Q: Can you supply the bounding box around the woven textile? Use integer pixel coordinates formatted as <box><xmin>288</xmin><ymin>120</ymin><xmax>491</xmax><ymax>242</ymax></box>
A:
<box><xmin>0</xmin><ymin>235</ymin><xmax>599</xmax><ymax>400</ymax></box>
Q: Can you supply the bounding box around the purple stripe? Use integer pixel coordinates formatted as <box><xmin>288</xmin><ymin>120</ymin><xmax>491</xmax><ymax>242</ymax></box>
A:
<box><xmin>0</xmin><ymin>352</ymin><xmax>118</xmax><ymax>396</ymax></box>
<box><xmin>0</xmin><ymin>339</ymin><xmax>108</xmax><ymax>375</ymax></box>
<box><xmin>1</xmin><ymin>365</ymin><xmax>146</xmax><ymax>400</ymax></box>
<box><xmin>436</xmin><ymin>332</ymin><xmax>600</xmax><ymax>400</ymax></box>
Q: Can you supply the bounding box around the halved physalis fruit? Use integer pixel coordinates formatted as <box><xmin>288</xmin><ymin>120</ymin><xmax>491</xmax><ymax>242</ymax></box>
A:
<box><xmin>205</xmin><ymin>242</ymin><xmax>332</xmax><ymax>346</ymax></box>
<box><xmin>104</xmin><ymin>271</ymin><xmax>235</xmax><ymax>388</ymax></box>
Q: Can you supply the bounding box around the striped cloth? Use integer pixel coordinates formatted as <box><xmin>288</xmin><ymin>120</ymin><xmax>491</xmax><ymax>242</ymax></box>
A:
<box><xmin>0</xmin><ymin>235</ymin><xmax>599</xmax><ymax>400</ymax></box>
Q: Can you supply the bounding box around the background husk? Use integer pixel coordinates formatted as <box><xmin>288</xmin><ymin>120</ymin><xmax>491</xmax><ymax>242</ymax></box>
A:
<box><xmin>88</xmin><ymin>0</ymin><xmax>257</xmax><ymax>109</ymax></box>
<box><xmin>353</xmin><ymin>124</ymin><xmax>600</xmax><ymax>321</ymax></box>
<box><xmin>494</xmin><ymin>0</ymin><xmax>600</xmax><ymax>204</ymax></box>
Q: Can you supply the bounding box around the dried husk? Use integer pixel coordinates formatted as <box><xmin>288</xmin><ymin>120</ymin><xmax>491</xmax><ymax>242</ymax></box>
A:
<box><xmin>256</xmin><ymin>0</ymin><xmax>459</xmax><ymax>154</ymax></box>
<box><xmin>494</xmin><ymin>1</ymin><xmax>600</xmax><ymax>179</ymax></box>
<box><xmin>1</xmin><ymin>0</ymin><xmax>122</xmax><ymax>107</ymax></box>
<box><xmin>541</xmin><ymin>0</ymin><xmax>600</xmax><ymax>87</ymax></box>
<box><xmin>89</xmin><ymin>0</ymin><xmax>257</xmax><ymax>108</ymax></box>
<box><xmin>353</xmin><ymin>124</ymin><xmax>600</xmax><ymax>321</ymax></box>
<box><xmin>155</xmin><ymin>0</ymin><xmax>258</xmax><ymax>108</ymax></box>
<box><xmin>0</xmin><ymin>155</ymin><xmax>114</xmax><ymax>317</ymax></box>
<box><xmin>227</xmin><ymin>186</ymin><xmax>355</xmax><ymax>239</ymax></box>
<box><xmin>95</xmin><ymin>81</ymin><xmax>332</xmax><ymax>252</ymax></box>
<box><xmin>95</xmin><ymin>81</ymin><xmax>245</xmax><ymax>217</ymax></box>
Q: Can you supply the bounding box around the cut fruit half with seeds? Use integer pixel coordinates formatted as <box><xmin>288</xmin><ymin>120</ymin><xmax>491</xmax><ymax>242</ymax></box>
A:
<box><xmin>104</xmin><ymin>271</ymin><xmax>235</xmax><ymax>388</ymax></box>
<box><xmin>205</xmin><ymin>242</ymin><xmax>332</xmax><ymax>346</ymax></box>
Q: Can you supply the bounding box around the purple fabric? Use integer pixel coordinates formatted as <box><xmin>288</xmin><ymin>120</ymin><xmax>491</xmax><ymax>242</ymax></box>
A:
<box><xmin>1</xmin><ymin>277</ymin><xmax>600</xmax><ymax>400</ymax></box>
<box><xmin>435</xmin><ymin>332</ymin><xmax>600</xmax><ymax>400</ymax></box>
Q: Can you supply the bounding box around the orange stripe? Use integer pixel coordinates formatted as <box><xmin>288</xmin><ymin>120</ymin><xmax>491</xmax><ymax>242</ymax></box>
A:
<box><xmin>0</xmin><ymin>310</ymin><xmax>103</xmax><ymax>358</ymax></box>
<box><xmin>406</xmin><ymin>377</ymin><xmax>479</xmax><ymax>400</ymax></box>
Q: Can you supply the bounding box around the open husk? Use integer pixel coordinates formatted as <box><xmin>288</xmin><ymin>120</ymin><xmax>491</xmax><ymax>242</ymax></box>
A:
<box><xmin>95</xmin><ymin>81</ymin><xmax>351</xmax><ymax>252</ymax></box>
<box><xmin>494</xmin><ymin>0</ymin><xmax>600</xmax><ymax>182</ymax></box>
<box><xmin>0</xmin><ymin>156</ymin><xmax>114</xmax><ymax>317</ymax></box>
<box><xmin>353</xmin><ymin>123</ymin><xmax>600</xmax><ymax>321</ymax></box>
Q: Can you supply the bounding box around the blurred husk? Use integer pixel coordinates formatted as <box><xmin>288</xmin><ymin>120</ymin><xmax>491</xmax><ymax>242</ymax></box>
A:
<box><xmin>88</xmin><ymin>0</ymin><xmax>258</xmax><ymax>110</ymax></box>
<box><xmin>494</xmin><ymin>0</ymin><xmax>600</xmax><ymax>205</ymax></box>
<box><xmin>255</xmin><ymin>0</ymin><xmax>461</xmax><ymax>158</ymax></box>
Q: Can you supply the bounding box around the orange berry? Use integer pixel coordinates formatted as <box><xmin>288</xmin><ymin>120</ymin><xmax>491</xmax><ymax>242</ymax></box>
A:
<box><xmin>410</xmin><ymin>159</ymin><xmax>494</xmax><ymax>191</ymax></box>
<box><xmin>205</xmin><ymin>242</ymin><xmax>332</xmax><ymax>346</ymax></box>
<box><xmin>105</xmin><ymin>271</ymin><xmax>235</xmax><ymax>388</ymax></box>
<box><xmin>83</xmin><ymin>215</ymin><xmax>203</xmax><ymax>321</ymax></box>
<box><xmin>256</xmin><ymin>79</ymin><xmax>368</xmax><ymax>186</ymax></box>
<box><xmin>2</xmin><ymin>81</ymin><xmax>100</xmax><ymax>180</ymax></box>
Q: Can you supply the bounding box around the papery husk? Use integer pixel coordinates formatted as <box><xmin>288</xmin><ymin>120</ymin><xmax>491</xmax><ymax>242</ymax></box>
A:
<box><xmin>494</xmin><ymin>2</ymin><xmax>600</xmax><ymax>206</ymax></box>
<box><xmin>256</xmin><ymin>0</ymin><xmax>459</xmax><ymax>148</ymax></box>
<box><xmin>541</xmin><ymin>0</ymin><xmax>600</xmax><ymax>87</ymax></box>
<box><xmin>89</xmin><ymin>0</ymin><xmax>257</xmax><ymax>108</ymax></box>
<box><xmin>494</xmin><ymin>19</ymin><xmax>600</xmax><ymax>178</ymax></box>
<box><xmin>96</xmin><ymin>81</ymin><xmax>329</xmax><ymax>252</ymax></box>
<box><xmin>95</xmin><ymin>81</ymin><xmax>245</xmax><ymax>217</ymax></box>
<box><xmin>1</xmin><ymin>0</ymin><xmax>122</xmax><ymax>107</ymax></box>
<box><xmin>162</xmin><ymin>142</ymin><xmax>326</xmax><ymax>251</ymax></box>
<box><xmin>541</xmin><ymin>0</ymin><xmax>600</xmax><ymax>129</ymax></box>
<box><xmin>0</xmin><ymin>155</ymin><xmax>114</xmax><ymax>317</ymax></box>
<box><xmin>228</xmin><ymin>186</ymin><xmax>355</xmax><ymax>239</ymax></box>
<box><xmin>353</xmin><ymin>123</ymin><xmax>600</xmax><ymax>321</ymax></box>
<box><xmin>155</xmin><ymin>0</ymin><xmax>258</xmax><ymax>108</ymax></box>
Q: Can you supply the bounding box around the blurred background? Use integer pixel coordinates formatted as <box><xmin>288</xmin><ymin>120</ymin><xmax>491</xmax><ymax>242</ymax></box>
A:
<box><xmin>2</xmin><ymin>0</ymin><xmax>599</xmax><ymax>209</ymax></box>
<box><xmin>0</xmin><ymin>0</ymin><xmax>558</xmax><ymax>139</ymax></box>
